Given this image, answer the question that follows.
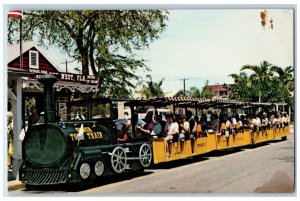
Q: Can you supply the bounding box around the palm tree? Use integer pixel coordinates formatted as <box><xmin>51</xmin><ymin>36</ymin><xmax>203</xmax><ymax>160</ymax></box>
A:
<box><xmin>174</xmin><ymin>80</ymin><xmax>214</xmax><ymax>99</ymax></box>
<box><xmin>227</xmin><ymin>72</ymin><xmax>254</xmax><ymax>101</ymax></box>
<box><xmin>241</xmin><ymin>61</ymin><xmax>274</xmax><ymax>103</ymax></box>
<box><xmin>139</xmin><ymin>75</ymin><xmax>165</xmax><ymax>98</ymax></box>
<box><xmin>270</xmin><ymin>65</ymin><xmax>294</xmax><ymax>91</ymax></box>
<box><xmin>269</xmin><ymin>65</ymin><xmax>294</xmax><ymax>104</ymax></box>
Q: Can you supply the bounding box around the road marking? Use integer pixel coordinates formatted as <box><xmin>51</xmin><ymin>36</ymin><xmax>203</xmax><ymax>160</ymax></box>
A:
<box><xmin>80</xmin><ymin>138</ymin><xmax>292</xmax><ymax>194</ymax></box>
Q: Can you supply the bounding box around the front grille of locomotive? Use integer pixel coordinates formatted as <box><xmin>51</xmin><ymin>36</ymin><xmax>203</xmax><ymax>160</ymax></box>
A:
<box><xmin>22</xmin><ymin>169</ymin><xmax>68</xmax><ymax>185</ymax></box>
<box><xmin>23</xmin><ymin>124</ymin><xmax>67</xmax><ymax>167</ymax></box>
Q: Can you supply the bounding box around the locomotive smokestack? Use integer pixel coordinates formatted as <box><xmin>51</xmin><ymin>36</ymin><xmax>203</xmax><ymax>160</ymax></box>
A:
<box><xmin>38</xmin><ymin>74</ymin><xmax>58</xmax><ymax>124</ymax></box>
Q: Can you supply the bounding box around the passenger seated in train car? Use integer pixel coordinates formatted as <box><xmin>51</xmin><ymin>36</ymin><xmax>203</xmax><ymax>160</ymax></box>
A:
<box><xmin>178</xmin><ymin>115</ymin><xmax>190</xmax><ymax>141</ymax></box>
<box><xmin>261</xmin><ymin>112</ymin><xmax>269</xmax><ymax>130</ymax></box>
<box><xmin>164</xmin><ymin>114</ymin><xmax>179</xmax><ymax>159</ymax></box>
<box><xmin>282</xmin><ymin>113</ymin><xmax>289</xmax><ymax>126</ymax></box>
<box><xmin>152</xmin><ymin>114</ymin><xmax>163</xmax><ymax>138</ymax></box>
<box><xmin>199</xmin><ymin>113</ymin><xmax>208</xmax><ymax>137</ymax></box>
<box><xmin>207</xmin><ymin>113</ymin><xmax>220</xmax><ymax>133</ymax></box>
<box><xmin>269</xmin><ymin>113</ymin><xmax>275</xmax><ymax>128</ymax></box>
<box><xmin>136</xmin><ymin>112</ymin><xmax>154</xmax><ymax>132</ymax></box>
<box><xmin>245</xmin><ymin>114</ymin><xmax>253</xmax><ymax>128</ymax></box>
<box><xmin>224</xmin><ymin>115</ymin><xmax>232</xmax><ymax>136</ymax></box>
<box><xmin>240</xmin><ymin>114</ymin><xmax>247</xmax><ymax>128</ymax></box>
<box><xmin>250</xmin><ymin>113</ymin><xmax>257</xmax><ymax>131</ymax></box>
<box><xmin>127</xmin><ymin>113</ymin><xmax>146</xmax><ymax>134</ymax></box>
<box><xmin>236</xmin><ymin>114</ymin><xmax>243</xmax><ymax>131</ymax></box>
<box><xmin>194</xmin><ymin>115</ymin><xmax>199</xmax><ymax>124</ymax></box>
<box><xmin>272</xmin><ymin>114</ymin><xmax>279</xmax><ymax>128</ymax></box>
<box><xmin>115</xmin><ymin>120</ymin><xmax>129</xmax><ymax>143</ymax></box>
<box><xmin>277</xmin><ymin>113</ymin><xmax>283</xmax><ymax>128</ymax></box>
<box><xmin>186</xmin><ymin>110</ymin><xmax>197</xmax><ymax>139</ymax></box>
<box><xmin>255</xmin><ymin>113</ymin><xmax>262</xmax><ymax>131</ymax></box>
<box><xmin>136</xmin><ymin>112</ymin><xmax>162</xmax><ymax>139</ymax></box>
<box><xmin>248</xmin><ymin>114</ymin><xmax>256</xmax><ymax>131</ymax></box>
<box><xmin>231</xmin><ymin>114</ymin><xmax>240</xmax><ymax>134</ymax></box>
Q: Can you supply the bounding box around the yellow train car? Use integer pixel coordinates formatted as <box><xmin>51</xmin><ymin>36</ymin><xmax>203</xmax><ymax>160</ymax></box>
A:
<box><xmin>127</xmin><ymin>97</ymin><xmax>291</xmax><ymax>165</ymax></box>
<box><xmin>250</xmin><ymin>125</ymin><xmax>290</xmax><ymax>145</ymax></box>
<box><xmin>274</xmin><ymin>125</ymin><xmax>291</xmax><ymax>140</ymax></box>
<box><xmin>152</xmin><ymin>131</ymin><xmax>219</xmax><ymax>164</ymax></box>
<box><xmin>215</xmin><ymin>131</ymin><xmax>251</xmax><ymax>150</ymax></box>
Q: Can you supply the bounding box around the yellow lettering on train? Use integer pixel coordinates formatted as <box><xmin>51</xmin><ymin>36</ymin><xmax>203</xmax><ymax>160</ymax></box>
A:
<box><xmin>69</xmin><ymin>133</ymin><xmax>80</xmax><ymax>141</ymax></box>
<box><xmin>84</xmin><ymin>127</ymin><xmax>93</xmax><ymax>132</ymax></box>
<box><xmin>94</xmin><ymin>132</ymin><xmax>103</xmax><ymax>139</ymax></box>
<box><xmin>69</xmin><ymin>128</ymin><xmax>104</xmax><ymax>141</ymax></box>
<box><xmin>69</xmin><ymin>134</ymin><xmax>76</xmax><ymax>141</ymax></box>
<box><xmin>86</xmin><ymin>132</ymin><xmax>92</xmax><ymax>139</ymax></box>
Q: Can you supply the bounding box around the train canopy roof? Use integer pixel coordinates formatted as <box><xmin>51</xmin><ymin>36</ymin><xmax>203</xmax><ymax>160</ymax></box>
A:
<box><xmin>70</xmin><ymin>96</ymin><xmax>286</xmax><ymax>109</ymax></box>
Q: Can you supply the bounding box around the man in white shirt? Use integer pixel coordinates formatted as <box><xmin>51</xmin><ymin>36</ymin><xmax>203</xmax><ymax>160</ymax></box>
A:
<box><xmin>164</xmin><ymin>115</ymin><xmax>179</xmax><ymax>159</ymax></box>
<box><xmin>261</xmin><ymin>112</ymin><xmax>269</xmax><ymax>130</ymax></box>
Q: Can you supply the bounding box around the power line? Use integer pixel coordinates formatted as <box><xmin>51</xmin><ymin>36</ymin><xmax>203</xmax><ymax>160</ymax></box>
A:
<box><xmin>163</xmin><ymin>75</ymin><xmax>230</xmax><ymax>82</ymax></box>
<box><xmin>179</xmin><ymin>78</ymin><xmax>189</xmax><ymax>96</ymax></box>
<box><xmin>61</xmin><ymin>59</ymin><xmax>76</xmax><ymax>73</ymax></box>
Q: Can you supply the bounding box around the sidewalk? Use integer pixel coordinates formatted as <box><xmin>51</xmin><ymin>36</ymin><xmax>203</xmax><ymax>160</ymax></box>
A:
<box><xmin>7</xmin><ymin>169</ymin><xmax>25</xmax><ymax>191</ymax></box>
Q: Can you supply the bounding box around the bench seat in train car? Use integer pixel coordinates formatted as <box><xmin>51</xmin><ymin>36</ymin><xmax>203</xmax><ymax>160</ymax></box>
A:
<box><xmin>152</xmin><ymin>138</ymin><xmax>193</xmax><ymax>164</ymax></box>
<box><xmin>152</xmin><ymin>131</ymin><xmax>218</xmax><ymax>164</ymax></box>
<box><xmin>215</xmin><ymin>130</ymin><xmax>251</xmax><ymax>150</ymax></box>
<box><xmin>274</xmin><ymin>126</ymin><xmax>290</xmax><ymax>139</ymax></box>
<box><xmin>193</xmin><ymin>130</ymin><xmax>217</xmax><ymax>155</ymax></box>
<box><xmin>251</xmin><ymin>129</ymin><xmax>275</xmax><ymax>144</ymax></box>
<box><xmin>283</xmin><ymin>125</ymin><xmax>291</xmax><ymax>137</ymax></box>
<box><xmin>152</xmin><ymin>133</ymin><xmax>217</xmax><ymax>164</ymax></box>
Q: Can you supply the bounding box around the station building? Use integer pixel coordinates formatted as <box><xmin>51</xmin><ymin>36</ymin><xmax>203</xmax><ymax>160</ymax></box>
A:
<box><xmin>7</xmin><ymin>41</ymin><xmax>98</xmax><ymax>178</ymax></box>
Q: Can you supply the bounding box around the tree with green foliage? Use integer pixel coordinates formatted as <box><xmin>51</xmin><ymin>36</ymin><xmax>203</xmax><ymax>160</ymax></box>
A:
<box><xmin>226</xmin><ymin>61</ymin><xmax>294</xmax><ymax>105</ymax></box>
<box><xmin>240</xmin><ymin>61</ymin><xmax>274</xmax><ymax>103</ymax></box>
<box><xmin>226</xmin><ymin>72</ymin><xmax>257</xmax><ymax>102</ymax></box>
<box><xmin>138</xmin><ymin>75</ymin><xmax>165</xmax><ymax>98</ymax></box>
<box><xmin>270</xmin><ymin>65</ymin><xmax>294</xmax><ymax>92</ymax></box>
<box><xmin>8</xmin><ymin>10</ymin><xmax>168</xmax><ymax>97</ymax></box>
<box><xmin>269</xmin><ymin>65</ymin><xmax>294</xmax><ymax>104</ymax></box>
<box><xmin>174</xmin><ymin>80</ymin><xmax>215</xmax><ymax>99</ymax></box>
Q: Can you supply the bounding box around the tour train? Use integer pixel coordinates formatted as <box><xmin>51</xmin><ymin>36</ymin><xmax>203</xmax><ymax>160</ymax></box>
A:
<box><xmin>19</xmin><ymin>75</ymin><xmax>291</xmax><ymax>185</ymax></box>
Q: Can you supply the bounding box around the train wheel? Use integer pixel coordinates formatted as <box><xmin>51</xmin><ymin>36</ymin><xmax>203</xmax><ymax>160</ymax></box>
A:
<box><xmin>79</xmin><ymin>163</ymin><xmax>91</xmax><ymax>179</ymax></box>
<box><xmin>281</xmin><ymin>136</ymin><xmax>287</xmax><ymax>141</ymax></box>
<box><xmin>139</xmin><ymin>143</ymin><xmax>152</xmax><ymax>168</ymax></box>
<box><xmin>94</xmin><ymin>160</ymin><xmax>105</xmax><ymax>176</ymax></box>
<box><xmin>111</xmin><ymin>146</ymin><xmax>127</xmax><ymax>173</ymax></box>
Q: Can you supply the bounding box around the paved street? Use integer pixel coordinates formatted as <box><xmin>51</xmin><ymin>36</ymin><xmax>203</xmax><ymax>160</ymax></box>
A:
<box><xmin>9</xmin><ymin>128</ymin><xmax>294</xmax><ymax>195</ymax></box>
<box><xmin>81</xmin><ymin>134</ymin><xmax>294</xmax><ymax>194</ymax></box>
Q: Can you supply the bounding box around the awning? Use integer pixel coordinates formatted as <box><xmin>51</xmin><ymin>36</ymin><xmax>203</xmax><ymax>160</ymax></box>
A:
<box><xmin>22</xmin><ymin>79</ymin><xmax>98</xmax><ymax>93</ymax></box>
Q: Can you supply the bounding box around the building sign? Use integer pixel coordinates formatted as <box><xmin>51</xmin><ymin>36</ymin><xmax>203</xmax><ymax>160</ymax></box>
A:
<box><xmin>32</xmin><ymin>69</ymin><xmax>98</xmax><ymax>85</ymax></box>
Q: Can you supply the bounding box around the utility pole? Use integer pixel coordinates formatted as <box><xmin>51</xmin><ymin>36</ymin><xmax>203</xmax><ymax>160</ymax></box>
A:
<box><xmin>180</xmin><ymin>78</ymin><xmax>189</xmax><ymax>96</ymax></box>
<box><xmin>61</xmin><ymin>59</ymin><xmax>76</xmax><ymax>73</ymax></box>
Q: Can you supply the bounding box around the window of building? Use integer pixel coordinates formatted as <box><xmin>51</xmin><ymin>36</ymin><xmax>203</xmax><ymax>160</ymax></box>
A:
<box><xmin>220</xmin><ymin>91</ymin><xmax>228</xmax><ymax>96</ymax></box>
<box><xmin>29</xmin><ymin>50</ymin><xmax>39</xmax><ymax>69</ymax></box>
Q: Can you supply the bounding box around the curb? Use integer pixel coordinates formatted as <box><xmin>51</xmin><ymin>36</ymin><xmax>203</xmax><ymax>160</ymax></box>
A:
<box><xmin>8</xmin><ymin>181</ymin><xmax>25</xmax><ymax>191</ymax></box>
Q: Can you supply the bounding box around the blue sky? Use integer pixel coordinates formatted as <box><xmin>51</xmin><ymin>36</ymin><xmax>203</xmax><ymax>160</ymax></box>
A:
<box><xmin>133</xmin><ymin>9</ymin><xmax>294</xmax><ymax>95</ymax></box>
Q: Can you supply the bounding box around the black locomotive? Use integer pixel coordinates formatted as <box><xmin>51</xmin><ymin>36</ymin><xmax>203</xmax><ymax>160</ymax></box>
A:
<box><xmin>19</xmin><ymin>75</ymin><xmax>152</xmax><ymax>185</ymax></box>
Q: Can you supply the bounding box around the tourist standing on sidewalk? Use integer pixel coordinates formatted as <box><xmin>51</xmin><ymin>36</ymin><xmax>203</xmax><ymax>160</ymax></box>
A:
<box><xmin>7</xmin><ymin>101</ymin><xmax>14</xmax><ymax>169</ymax></box>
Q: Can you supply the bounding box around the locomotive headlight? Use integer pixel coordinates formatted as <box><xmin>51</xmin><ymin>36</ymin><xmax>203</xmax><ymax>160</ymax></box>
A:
<box><xmin>79</xmin><ymin>163</ymin><xmax>90</xmax><ymax>179</ymax></box>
